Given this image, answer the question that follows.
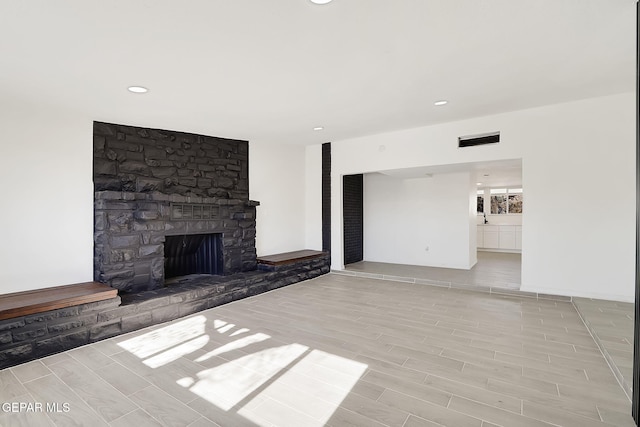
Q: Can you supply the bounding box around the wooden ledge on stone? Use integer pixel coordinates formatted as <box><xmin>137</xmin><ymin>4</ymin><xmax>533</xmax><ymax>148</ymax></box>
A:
<box><xmin>256</xmin><ymin>250</ymin><xmax>328</xmax><ymax>267</ymax></box>
<box><xmin>0</xmin><ymin>282</ymin><xmax>118</xmax><ymax>321</ymax></box>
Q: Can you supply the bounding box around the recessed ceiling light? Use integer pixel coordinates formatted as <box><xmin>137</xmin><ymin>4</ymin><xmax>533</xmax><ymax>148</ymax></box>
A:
<box><xmin>127</xmin><ymin>86</ymin><xmax>148</xmax><ymax>94</ymax></box>
<box><xmin>313</xmin><ymin>126</ymin><xmax>324</xmax><ymax>131</ymax></box>
<box><xmin>434</xmin><ymin>100</ymin><xmax>448</xmax><ymax>106</ymax></box>
<box><xmin>477</xmin><ymin>182</ymin><xmax>483</xmax><ymax>185</ymax></box>
<box><xmin>310</xmin><ymin>0</ymin><xmax>332</xmax><ymax>4</ymax></box>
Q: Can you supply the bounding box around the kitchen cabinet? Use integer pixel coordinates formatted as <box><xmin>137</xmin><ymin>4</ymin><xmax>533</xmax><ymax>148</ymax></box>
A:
<box><xmin>478</xmin><ymin>224</ymin><xmax>521</xmax><ymax>251</ymax></box>
<box><xmin>482</xmin><ymin>225</ymin><xmax>499</xmax><ymax>249</ymax></box>
<box><xmin>499</xmin><ymin>227</ymin><xmax>516</xmax><ymax>249</ymax></box>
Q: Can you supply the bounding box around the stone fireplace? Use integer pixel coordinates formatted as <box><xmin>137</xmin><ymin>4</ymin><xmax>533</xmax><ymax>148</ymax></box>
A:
<box><xmin>93</xmin><ymin>122</ymin><xmax>259</xmax><ymax>293</ymax></box>
<box><xmin>0</xmin><ymin>121</ymin><xmax>330</xmax><ymax>369</ymax></box>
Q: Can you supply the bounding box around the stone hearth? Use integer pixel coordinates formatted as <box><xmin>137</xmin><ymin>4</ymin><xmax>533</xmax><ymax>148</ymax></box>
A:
<box><xmin>0</xmin><ymin>252</ymin><xmax>330</xmax><ymax>369</ymax></box>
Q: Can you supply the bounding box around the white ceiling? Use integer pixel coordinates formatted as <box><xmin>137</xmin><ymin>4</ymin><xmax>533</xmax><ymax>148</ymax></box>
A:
<box><xmin>377</xmin><ymin>159</ymin><xmax>522</xmax><ymax>187</ymax></box>
<box><xmin>0</xmin><ymin>0</ymin><xmax>635</xmax><ymax>146</ymax></box>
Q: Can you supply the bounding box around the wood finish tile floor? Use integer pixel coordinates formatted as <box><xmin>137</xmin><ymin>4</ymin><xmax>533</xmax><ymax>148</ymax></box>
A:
<box><xmin>0</xmin><ymin>274</ymin><xmax>633</xmax><ymax>427</ymax></box>
<box><xmin>345</xmin><ymin>251</ymin><xmax>522</xmax><ymax>290</ymax></box>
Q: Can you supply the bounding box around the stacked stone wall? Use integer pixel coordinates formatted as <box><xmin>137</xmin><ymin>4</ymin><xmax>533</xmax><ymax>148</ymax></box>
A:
<box><xmin>93</xmin><ymin>121</ymin><xmax>248</xmax><ymax>199</ymax></box>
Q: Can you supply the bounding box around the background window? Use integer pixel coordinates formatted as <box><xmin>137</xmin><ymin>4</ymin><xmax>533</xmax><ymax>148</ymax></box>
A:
<box><xmin>490</xmin><ymin>188</ymin><xmax>522</xmax><ymax>214</ymax></box>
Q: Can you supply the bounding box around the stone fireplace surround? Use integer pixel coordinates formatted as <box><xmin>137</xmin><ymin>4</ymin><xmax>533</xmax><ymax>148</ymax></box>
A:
<box><xmin>94</xmin><ymin>190</ymin><xmax>259</xmax><ymax>292</ymax></box>
<box><xmin>93</xmin><ymin>121</ymin><xmax>259</xmax><ymax>293</ymax></box>
<box><xmin>0</xmin><ymin>122</ymin><xmax>331</xmax><ymax>369</ymax></box>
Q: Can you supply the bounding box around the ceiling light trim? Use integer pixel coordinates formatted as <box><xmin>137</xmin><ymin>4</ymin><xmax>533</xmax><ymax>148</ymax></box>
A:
<box><xmin>127</xmin><ymin>86</ymin><xmax>149</xmax><ymax>94</ymax></box>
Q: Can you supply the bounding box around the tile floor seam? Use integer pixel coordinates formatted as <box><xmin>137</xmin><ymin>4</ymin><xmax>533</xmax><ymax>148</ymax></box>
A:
<box><xmin>441</xmin><ymin>397</ymin><xmax>496</xmax><ymax>427</ymax></box>
<box><xmin>106</xmin><ymin>406</ymin><xmax>141</xmax><ymax>425</ymax></box>
<box><xmin>581</xmin><ymin>369</ymin><xmax>590</xmax><ymax>381</ymax></box>
<box><xmin>46</xmin><ymin>367</ymin><xmax>120</xmax><ymax>425</ymax></box>
<box><xmin>68</xmin><ymin>353</ymin><xmax>117</xmax><ymax>373</ymax></box>
<box><xmin>0</xmin><ymin>370</ymin><xmax>28</xmax><ymax>402</ymax></box>
<box><xmin>186</xmin><ymin>393</ymin><xmax>201</xmax><ymax>406</ymax></box>
<box><xmin>134</xmin><ymin>384</ymin><xmax>200</xmax><ymax>425</ymax></box>
<box><xmin>445</xmin><ymin>393</ymin><xmax>453</xmax><ymax>409</ymax></box>
<box><xmin>571</xmin><ymin>300</ymin><xmax>631</xmax><ymax>402</ymax></box>
<box><xmin>185</xmin><ymin>417</ymin><xmax>205</xmax><ymax>427</ymax></box>
<box><xmin>19</xmin><ymin>371</ymin><xmax>54</xmax><ymax>387</ymax></box>
<box><xmin>42</xmin><ymin>407</ymin><xmax>57</xmax><ymax>427</ymax></box>
<box><xmin>10</xmin><ymin>363</ymin><xmax>52</xmax><ymax>384</ymax></box>
<box><xmin>485</xmin><ymin>375</ymin><xmax>561</xmax><ymax>399</ymax></box>
<box><xmin>380</xmin><ymin>384</ymin><xmax>453</xmax><ymax>412</ymax></box>
<box><xmin>522</xmin><ymin>401</ymin><xmax>615</xmax><ymax>427</ymax></box>
<box><xmin>249</xmin><ymin>388</ymin><xmax>333</xmax><ymax>424</ymax></box>
<box><xmin>337</xmin><ymin>405</ymin><xmax>394</xmax><ymax>427</ymax></box>
<box><xmin>197</xmin><ymin>415</ymin><xmax>224</xmax><ymax>427</ymax></box>
<box><xmin>274</xmin><ymin>369</ymin><xmax>372</xmax><ymax>410</ymax></box>
<box><xmin>61</xmin><ymin>352</ymin><xmax>146</xmax><ymax>410</ymax></box>
<box><xmin>44</xmin><ymin>356</ymin><xmax>71</xmax><ymax>368</ymax></box>
<box><xmin>452</xmin><ymin>395</ymin><xmax>564</xmax><ymax>427</ymax></box>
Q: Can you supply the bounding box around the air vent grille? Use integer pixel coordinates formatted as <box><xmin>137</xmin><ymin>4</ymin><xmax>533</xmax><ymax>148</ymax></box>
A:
<box><xmin>170</xmin><ymin>203</ymin><xmax>219</xmax><ymax>220</ymax></box>
<box><xmin>458</xmin><ymin>132</ymin><xmax>500</xmax><ymax>148</ymax></box>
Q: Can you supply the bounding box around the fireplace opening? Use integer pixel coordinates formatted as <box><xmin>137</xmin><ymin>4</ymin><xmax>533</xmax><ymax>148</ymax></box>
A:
<box><xmin>164</xmin><ymin>233</ymin><xmax>223</xmax><ymax>279</ymax></box>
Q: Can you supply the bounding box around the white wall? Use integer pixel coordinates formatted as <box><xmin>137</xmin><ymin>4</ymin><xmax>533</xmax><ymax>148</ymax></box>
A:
<box><xmin>249</xmin><ymin>142</ymin><xmax>307</xmax><ymax>256</ymax></box>
<box><xmin>0</xmin><ymin>102</ymin><xmax>310</xmax><ymax>294</ymax></box>
<box><xmin>519</xmin><ymin>93</ymin><xmax>635</xmax><ymax>301</ymax></box>
<box><xmin>467</xmin><ymin>175</ymin><xmax>478</xmax><ymax>268</ymax></box>
<box><xmin>1</xmin><ymin>92</ymin><xmax>632</xmax><ymax>303</ymax></box>
<box><xmin>364</xmin><ymin>172</ymin><xmax>475</xmax><ymax>269</ymax></box>
<box><xmin>304</xmin><ymin>145</ymin><xmax>322</xmax><ymax>250</ymax></box>
<box><xmin>0</xmin><ymin>100</ymin><xmax>94</xmax><ymax>294</ymax></box>
<box><xmin>327</xmin><ymin>92</ymin><xmax>635</xmax><ymax>301</ymax></box>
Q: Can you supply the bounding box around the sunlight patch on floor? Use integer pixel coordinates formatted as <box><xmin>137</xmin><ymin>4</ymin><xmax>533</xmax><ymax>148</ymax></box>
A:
<box><xmin>117</xmin><ymin>315</ymin><xmax>207</xmax><ymax>358</ymax></box>
<box><xmin>238</xmin><ymin>349</ymin><xmax>368</xmax><ymax>426</ymax></box>
<box><xmin>230</xmin><ymin>327</ymin><xmax>251</xmax><ymax>337</ymax></box>
<box><xmin>143</xmin><ymin>335</ymin><xmax>210</xmax><ymax>368</ymax></box>
<box><xmin>195</xmin><ymin>332</ymin><xmax>270</xmax><ymax>362</ymax></box>
<box><xmin>117</xmin><ymin>314</ymin><xmax>369</xmax><ymax>425</ymax></box>
<box><xmin>190</xmin><ymin>343</ymin><xmax>309</xmax><ymax>411</ymax></box>
<box><xmin>217</xmin><ymin>323</ymin><xmax>236</xmax><ymax>334</ymax></box>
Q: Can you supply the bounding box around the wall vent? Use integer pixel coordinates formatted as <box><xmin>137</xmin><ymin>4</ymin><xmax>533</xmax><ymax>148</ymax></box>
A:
<box><xmin>170</xmin><ymin>203</ymin><xmax>219</xmax><ymax>220</ymax></box>
<box><xmin>458</xmin><ymin>132</ymin><xmax>500</xmax><ymax>148</ymax></box>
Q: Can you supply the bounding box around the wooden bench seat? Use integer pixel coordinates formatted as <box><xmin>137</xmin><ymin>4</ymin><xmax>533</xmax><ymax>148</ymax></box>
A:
<box><xmin>0</xmin><ymin>282</ymin><xmax>118</xmax><ymax>321</ymax></box>
<box><xmin>256</xmin><ymin>250</ymin><xmax>327</xmax><ymax>267</ymax></box>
